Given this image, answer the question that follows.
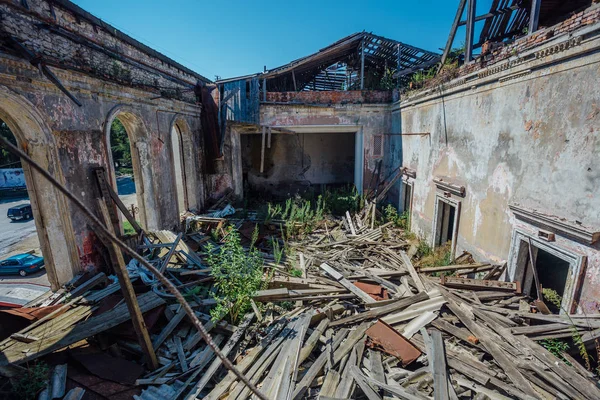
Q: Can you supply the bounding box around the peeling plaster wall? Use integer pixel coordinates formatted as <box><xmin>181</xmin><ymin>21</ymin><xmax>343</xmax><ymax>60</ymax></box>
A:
<box><xmin>390</xmin><ymin>28</ymin><xmax>600</xmax><ymax>312</ymax></box>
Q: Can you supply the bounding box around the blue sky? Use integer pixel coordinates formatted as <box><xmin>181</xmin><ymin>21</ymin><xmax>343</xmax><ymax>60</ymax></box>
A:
<box><xmin>72</xmin><ymin>0</ymin><xmax>493</xmax><ymax>81</ymax></box>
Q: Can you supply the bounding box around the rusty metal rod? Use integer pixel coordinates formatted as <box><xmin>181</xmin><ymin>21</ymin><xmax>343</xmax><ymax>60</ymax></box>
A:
<box><xmin>0</xmin><ymin>135</ymin><xmax>268</xmax><ymax>400</ymax></box>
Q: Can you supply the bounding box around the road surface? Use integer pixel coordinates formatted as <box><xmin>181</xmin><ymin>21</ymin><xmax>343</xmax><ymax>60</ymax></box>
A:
<box><xmin>0</xmin><ymin>197</ymin><xmax>38</xmax><ymax>256</ymax></box>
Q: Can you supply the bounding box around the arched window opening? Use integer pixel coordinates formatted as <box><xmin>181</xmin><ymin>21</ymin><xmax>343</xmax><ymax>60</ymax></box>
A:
<box><xmin>0</xmin><ymin>118</ymin><xmax>48</xmax><ymax>283</ymax></box>
<box><xmin>171</xmin><ymin>124</ymin><xmax>187</xmax><ymax>215</ymax></box>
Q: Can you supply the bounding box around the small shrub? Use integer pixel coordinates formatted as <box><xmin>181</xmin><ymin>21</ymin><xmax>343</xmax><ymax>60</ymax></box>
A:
<box><xmin>208</xmin><ymin>227</ymin><xmax>264</xmax><ymax>324</ymax></box>
<box><xmin>122</xmin><ymin>220</ymin><xmax>137</xmax><ymax>235</ymax></box>
<box><xmin>290</xmin><ymin>268</ymin><xmax>303</xmax><ymax>277</ymax></box>
<box><xmin>541</xmin><ymin>339</ymin><xmax>570</xmax><ymax>363</ymax></box>
<box><xmin>11</xmin><ymin>362</ymin><xmax>49</xmax><ymax>400</ymax></box>
<box><xmin>418</xmin><ymin>243</ymin><xmax>453</xmax><ymax>271</ymax></box>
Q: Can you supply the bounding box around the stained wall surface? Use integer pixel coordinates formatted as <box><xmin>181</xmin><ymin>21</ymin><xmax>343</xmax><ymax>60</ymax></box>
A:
<box><xmin>389</xmin><ymin>19</ymin><xmax>600</xmax><ymax>312</ymax></box>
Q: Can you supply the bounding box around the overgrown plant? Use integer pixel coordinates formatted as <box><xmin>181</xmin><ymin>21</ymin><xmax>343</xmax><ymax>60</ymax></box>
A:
<box><xmin>541</xmin><ymin>339</ymin><xmax>570</xmax><ymax>363</ymax></box>
<box><xmin>383</xmin><ymin>204</ymin><xmax>410</xmax><ymax>229</ymax></box>
<box><xmin>271</xmin><ymin>237</ymin><xmax>284</xmax><ymax>264</ymax></box>
<box><xmin>208</xmin><ymin>227</ymin><xmax>264</xmax><ymax>324</ymax></box>
<box><xmin>11</xmin><ymin>362</ymin><xmax>49</xmax><ymax>400</ymax></box>
<box><xmin>542</xmin><ymin>288</ymin><xmax>592</xmax><ymax>370</ymax></box>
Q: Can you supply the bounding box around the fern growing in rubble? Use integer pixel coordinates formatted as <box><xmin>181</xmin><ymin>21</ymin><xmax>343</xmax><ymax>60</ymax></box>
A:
<box><xmin>542</xmin><ymin>288</ymin><xmax>592</xmax><ymax>370</ymax></box>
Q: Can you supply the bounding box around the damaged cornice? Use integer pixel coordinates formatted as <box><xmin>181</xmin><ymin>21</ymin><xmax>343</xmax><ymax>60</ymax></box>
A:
<box><xmin>509</xmin><ymin>204</ymin><xmax>600</xmax><ymax>245</ymax></box>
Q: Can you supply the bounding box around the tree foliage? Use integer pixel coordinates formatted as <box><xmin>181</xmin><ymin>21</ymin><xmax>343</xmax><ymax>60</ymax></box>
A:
<box><xmin>110</xmin><ymin>118</ymin><xmax>132</xmax><ymax>175</ymax></box>
<box><xmin>0</xmin><ymin>119</ymin><xmax>21</xmax><ymax>168</ymax></box>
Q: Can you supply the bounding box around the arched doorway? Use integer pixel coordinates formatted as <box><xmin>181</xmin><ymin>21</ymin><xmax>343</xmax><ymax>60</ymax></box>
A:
<box><xmin>104</xmin><ymin>106</ymin><xmax>157</xmax><ymax>231</ymax></box>
<box><xmin>169</xmin><ymin>116</ymin><xmax>202</xmax><ymax>213</ymax></box>
<box><xmin>0</xmin><ymin>85</ymin><xmax>80</xmax><ymax>289</ymax></box>
<box><xmin>171</xmin><ymin>123</ymin><xmax>187</xmax><ymax>215</ymax></box>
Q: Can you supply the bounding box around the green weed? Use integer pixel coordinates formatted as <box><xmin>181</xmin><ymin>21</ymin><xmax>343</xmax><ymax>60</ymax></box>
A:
<box><xmin>11</xmin><ymin>362</ymin><xmax>49</xmax><ymax>400</ymax></box>
<box><xmin>208</xmin><ymin>227</ymin><xmax>264</xmax><ymax>324</ymax></box>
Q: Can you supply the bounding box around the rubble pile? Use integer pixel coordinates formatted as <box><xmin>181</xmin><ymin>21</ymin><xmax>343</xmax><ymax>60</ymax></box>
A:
<box><xmin>1</xmin><ymin>200</ymin><xmax>599</xmax><ymax>400</ymax></box>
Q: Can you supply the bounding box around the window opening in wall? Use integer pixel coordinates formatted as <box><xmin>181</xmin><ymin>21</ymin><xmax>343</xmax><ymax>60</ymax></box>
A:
<box><xmin>0</xmin><ymin>118</ymin><xmax>45</xmax><ymax>279</ymax></box>
<box><xmin>372</xmin><ymin>135</ymin><xmax>383</xmax><ymax>158</ymax></box>
<box><xmin>110</xmin><ymin>118</ymin><xmax>137</xmax><ymax>217</ymax></box>
<box><xmin>434</xmin><ymin>199</ymin><xmax>456</xmax><ymax>247</ymax></box>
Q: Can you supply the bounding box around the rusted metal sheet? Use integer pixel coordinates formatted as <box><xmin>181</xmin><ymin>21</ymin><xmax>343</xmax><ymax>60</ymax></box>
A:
<box><xmin>366</xmin><ymin>320</ymin><xmax>421</xmax><ymax>366</ymax></box>
<box><xmin>353</xmin><ymin>281</ymin><xmax>389</xmax><ymax>301</ymax></box>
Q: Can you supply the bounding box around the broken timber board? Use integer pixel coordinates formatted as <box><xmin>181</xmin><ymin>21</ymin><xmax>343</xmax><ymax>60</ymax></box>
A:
<box><xmin>96</xmin><ymin>199</ymin><xmax>159</xmax><ymax>369</ymax></box>
<box><xmin>398</xmin><ymin>251</ymin><xmax>425</xmax><ymax>292</ymax></box>
<box><xmin>319</xmin><ymin>263</ymin><xmax>375</xmax><ymax>304</ymax></box>
<box><xmin>430</xmin><ymin>329</ymin><xmax>450</xmax><ymax>400</ymax></box>
<box><xmin>185</xmin><ymin>313</ymin><xmax>255</xmax><ymax>398</ymax></box>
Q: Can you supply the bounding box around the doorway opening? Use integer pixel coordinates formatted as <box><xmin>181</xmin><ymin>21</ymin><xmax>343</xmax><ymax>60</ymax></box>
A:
<box><xmin>240</xmin><ymin>131</ymin><xmax>356</xmax><ymax>197</ymax></box>
<box><xmin>400</xmin><ymin>178</ymin><xmax>413</xmax><ymax>226</ymax></box>
<box><xmin>509</xmin><ymin>231</ymin><xmax>585</xmax><ymax>313</ymax></box>
<box><xmin>432</xmin><ymin>195</ymin><xmax>461</xmax><ymax>258</ymax></box>
<box><xmin>171</xmin><ymin>124</ymin><xmax>187</xmax><ymax>215</ymax></box>
<box><xmin>516</xmin><ymin>239</ymin><xmax>574</xmax><ymax>312</ymax></box>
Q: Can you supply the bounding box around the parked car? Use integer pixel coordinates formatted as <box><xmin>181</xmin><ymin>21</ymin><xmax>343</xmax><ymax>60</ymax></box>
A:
<box><xmin>7</xmin><ymin>203</ymin><xmax>33</xmax><ymax>221</ymax></box>
<box><xmin>0</xmin><ymin>254</ymin><xmax>44</xmax><ymax>276</ymax></box>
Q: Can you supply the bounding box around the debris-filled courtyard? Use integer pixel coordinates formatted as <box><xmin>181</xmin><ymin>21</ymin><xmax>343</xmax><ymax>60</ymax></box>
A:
<box><xmin>1</xmin><ymin>0</ymin><xmax>600</xmax><ymax>399</ymax></box>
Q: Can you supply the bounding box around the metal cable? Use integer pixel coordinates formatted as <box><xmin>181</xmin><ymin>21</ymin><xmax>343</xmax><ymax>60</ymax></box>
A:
<box><xmin>0</xmin><ymin>135</ymin><xmax>268</xmax><ymax>400</ymax></box>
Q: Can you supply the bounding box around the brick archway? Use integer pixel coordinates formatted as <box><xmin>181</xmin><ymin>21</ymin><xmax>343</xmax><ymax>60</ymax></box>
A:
<box><xmin>0</xmin><ymin>85</ymin><xmax>80</xmax><ymax>289</ymax></box>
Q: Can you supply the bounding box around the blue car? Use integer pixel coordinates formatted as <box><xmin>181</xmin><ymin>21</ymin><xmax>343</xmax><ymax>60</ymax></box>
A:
<box><xmin>0</xmin><ymin>254</ymin><xmax>45</xmax><ymax>277</ymax></box>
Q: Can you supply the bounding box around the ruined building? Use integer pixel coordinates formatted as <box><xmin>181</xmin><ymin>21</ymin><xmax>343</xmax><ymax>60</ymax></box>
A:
<box><xmin>0</xmin><ymin>0</ymin><xmax>599</xmax><ymax>316</ymax></box>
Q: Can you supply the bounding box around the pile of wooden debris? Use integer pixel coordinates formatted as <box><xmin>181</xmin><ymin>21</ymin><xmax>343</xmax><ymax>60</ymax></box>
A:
<box><xmin>1</xmin><ymin>199</ymin><xmax>599</xmax><ymax>400</ymax></box>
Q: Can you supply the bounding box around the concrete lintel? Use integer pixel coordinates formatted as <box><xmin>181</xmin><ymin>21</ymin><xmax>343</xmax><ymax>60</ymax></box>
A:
<box><xmin>269</xmin><ymin>124</ymin><xmax>361</xmax><ymax>134</ymax></box>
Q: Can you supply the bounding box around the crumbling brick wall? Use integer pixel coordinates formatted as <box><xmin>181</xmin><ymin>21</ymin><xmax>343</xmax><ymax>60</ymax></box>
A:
<box><xmin>0</xmin><ymin>0</ymin><xmax>207</xmax><ymax>288</ymax></box>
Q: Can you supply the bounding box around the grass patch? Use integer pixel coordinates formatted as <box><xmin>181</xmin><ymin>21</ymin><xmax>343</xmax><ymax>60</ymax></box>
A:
<box><xmin>417</xmin><ymin>243</ymin><xmax>453</xmax><ymax>273</ymax></box>
<box><xmin>122</xmin><ymin>220</ymin><xmax>138</xmax><ymax>235</ymax></box>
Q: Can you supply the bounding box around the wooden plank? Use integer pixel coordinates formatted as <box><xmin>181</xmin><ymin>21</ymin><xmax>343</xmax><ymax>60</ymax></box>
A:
<box><xmin>319</xmin><ymin>370</ymin><xmax>340</xmax><ymax>399</ymax></box>
<box><xmin>438</xmin><ymin>0</ymin><xmax>468</xmax><ymax>72</ymax></box>
<box><xmin>203</xmin><ymin>318</ymin><xmax>289</xmax><ymax>400</ymax></box>
<box><xmin>399</xmin><ymin>251</ymin><xmax>425</xmax><ymax>292</ymax></box>
<box><xmin>298</xmin><ymin>318</ymin><xmax>329</xmax><ymax>365</ymax></box>
<box><xmin>465</xmin><ymin>0</ymin><xmax>476</xmax><ymax>62</ymax></box>
<box><xmin>185</xmin><ymin>313</ymin><xmax>254</xmax><ymax>398</ymax></box>
<box><xmin>350</xmin><ymin>365</ymin><xmax>383</xmax><ymax>400</ymax></box>
<box><xmin>159</xmin><ymin>233</ymin><xmax>182</xmax><ymax>273</ymax></box>
<box><xmin>0</xmin><ymin>291</ymin><xmax>164</xmax><ymax>366</ymax></box>
<box><xmin>96</xmin><ymin>199</ymin><xmax>159</xmax><ymax>370</ymax></box>
<box><xmin>440</xmin><ymin>289</ymin><xmax>539</xmax><ymax>398</ymax></box>
<box><xmin>430</xmin><ymin>329</ymin><xmax>450</xmax><ymax>400</ymax></box>
<box><xmin>331</xmin><ymin>291</ymin><xmax>429</xmax><ymax>327</ymax></box>
<box><xmin>153</xmin><ymin>307</ymin><xmax>186</xmax><ymax>349</ymax></box>
<box><xmin>346</xmin><ymin>211</ymin><xmax>357</xmax><ymax>235</ymax></box>
<box><xmin>260</xmin><ymin>126</ymin><xmax>266</xmax><ymax>173</ymax></box>
<box><xmin>174</xmin><ymin>336</ymin><xmax>188</xmax><ymax>373</ymax></box>
<box><xmin>292</xmin><ymin>325</ymin><xmax>357</xmax><ymax>400</ymax></box>
<box><xmin>319</xmin><ymin>263</ymin><xmax>375</xmax><ymax>304</ymax></box>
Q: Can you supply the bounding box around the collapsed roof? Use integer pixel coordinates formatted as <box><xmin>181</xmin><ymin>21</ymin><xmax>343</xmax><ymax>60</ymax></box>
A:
<box><xmin>218</xmin><ymin>32</ymin><xmax>440</xmax><ymax>92</ymax></box>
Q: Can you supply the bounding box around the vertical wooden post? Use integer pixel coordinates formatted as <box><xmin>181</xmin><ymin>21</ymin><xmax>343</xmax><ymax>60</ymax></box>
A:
<box><xmin>262</xmin><ymin>78</ymin><xmax>267</xmax><ymax>101</ymax></box>
<box><xmin>267</xmin><ymin>127</ymin><xmax>272</xmax><ymax>149</ymax></box>
<box><xmin>529</xmin><ymin>0</ymin><xmax>541</xmax><ymax>34</ymax></box>
<box><xmin>260</xmin><ymin>126</ymin><xmax>266</xmax><ymax>173</ymax></box>
<box><xmin>360</xmin><ymin>38</ymin><xmax>365</xmax><ymax>90</ymax></box>
<box><xmin>465</xmin><ymin>0</ymin><xmax>476</xmax><ymax>62</ymax></box>
<box><xmin>292</xmin><ymin>69</ymin><xmax>297</xmax><ymax>92</ymax></box>
<box><xmin>96</xmin><ymin>199</ymin><xmax>159</xmax><ymax>369</ymax></box>
<box><xmin>437</xmin><ymin>0</ymin><xmax>467</xmax><ymax>73</ymax></box>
